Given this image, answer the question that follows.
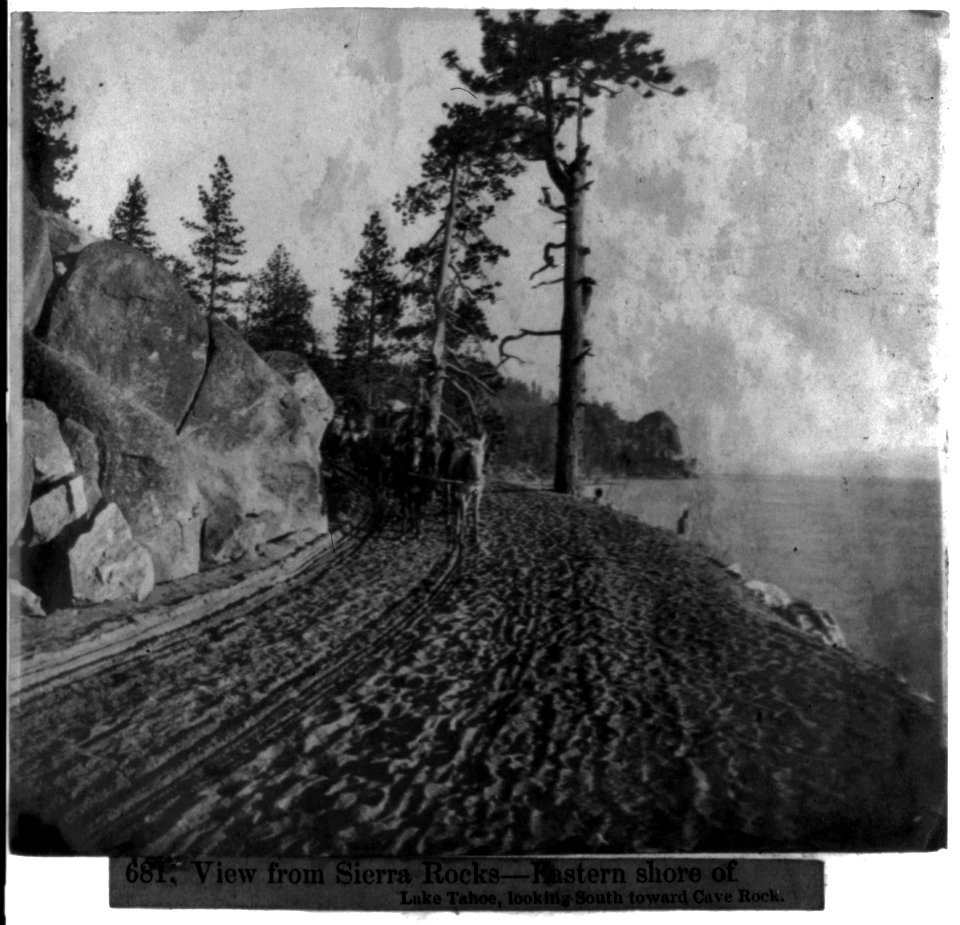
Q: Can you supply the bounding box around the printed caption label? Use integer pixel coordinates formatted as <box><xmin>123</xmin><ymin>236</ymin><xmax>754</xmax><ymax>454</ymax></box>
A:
<box><xmin>111</xmin><ymin>856</ymin><xmax>824</xmax><ymax>910</ymax></box>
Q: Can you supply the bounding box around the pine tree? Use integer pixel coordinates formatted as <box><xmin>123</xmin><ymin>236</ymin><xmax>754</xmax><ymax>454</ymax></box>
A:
<box><xmin>108</xmin><ymin>175</ymin><xmax>157</xmax><ymax>254</ymax></box>
<box><xmin>446</xmin><ymin>10</ymin><xmax>685</xmax><ymax>493</ymax></box>
<box><xmin>331</xmin><ymin>287</ymin><xmax>367</xmax><ymax>410</ymax></box>
<box><xmin>333</xmin><ymin>212</ymin><xmax>404</xmax><ymax>411</ymax></box>
<box><xmin>244</xmin><ymin>245</ymin><xmax>319</xmax><ymax>357</ymax></box>
<box><xmin>394</xmin><ymin>102</ymin><xmax>522</xmax><ymax>436</ymax></box>
<box><xmin>21</xmin><ymin>12</ymin><xmax>78</xmax><ymax>216</ymax></box>
<box><xmin>181</xmin><ymin>155</ymin><xmax>247</xmax><ymax>319</ymax></box>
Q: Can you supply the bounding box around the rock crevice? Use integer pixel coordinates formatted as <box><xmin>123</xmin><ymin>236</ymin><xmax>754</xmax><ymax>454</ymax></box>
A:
<box><xmin>175</xmin><ymin>317</ymin><xmax>216</xmax><ymax>435</ymax></box>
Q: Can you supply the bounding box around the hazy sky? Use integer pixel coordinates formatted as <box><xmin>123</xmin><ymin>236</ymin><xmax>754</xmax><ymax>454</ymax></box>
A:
<box><xmin>21</xmin><ymin>5</ymin><xmax>946</xmax><ymax>475</ymax></box>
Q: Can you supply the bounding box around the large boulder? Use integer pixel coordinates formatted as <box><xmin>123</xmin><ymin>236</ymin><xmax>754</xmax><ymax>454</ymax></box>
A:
<box><xmin>23</xmin><ymin>190</ymin><xmax>53</xmax><ymax>333</ymax></box>
<box><xmin>28</xmin><ymin>476</ymin><xmax>87</xmax><ymax>546</ymax></box>
<box><xmin>66</xmin><ymin>503</ymin><xmax>155</xmax><ymax>604</ymax></box>
<box><xmin>745</xmin><ymin>579</ymin><xmax>794</xmax><ymax>610</ymax></box>
<box><xmin>18</xmin><ymin>220</ymin><xmax>339</xmax><ymax>602</ymax></box>
<box><xmin>777</xmin><ymin>600</ymin><xmax>847</xmax><ymax>649</ymax></box>
<box><xmin>22</xmin><ymin>399</ymin><xmax>74</xmax><ymax>486</ymax></box>
<box><xmin>180</xmin><ymin>321</ymin><xmax>327</xmax><ymax>561</ymax></box>
<box><xmin>42</xmin><ymin>240</ymin><xmax>209</xmax><ymax>428</ymax></box>
<box><xmin>44</xmin><ymin>212</ymin><xmax>99</xmax><ymax>263</ymax></box>
<box><xmin>19</xmin><ymin>399</ymin><xmax>75</xmax><ymax>538</ymax></box>
<box><xmin>745</xmin><ymin>578</ymin><xmax>847</xmax><ymax>649</ymax></box>
<box><xmin>59</xmin><ymin>417</ymin><xmax>103</xmax><ymax>512</ymax></box>
<box><xmin>8</xmin><ymin>579</ymin><xmax>46</xmax><ymax>618</ymax></box>
<box><xmin>261</xmin><ymin>351</ymin><xmax>335</xmax><ymax>448</ymax></box>
<box><xmin>24</xmin><ymin>335</ymin><xmax>203</xmax><ymax>581</ymax></box>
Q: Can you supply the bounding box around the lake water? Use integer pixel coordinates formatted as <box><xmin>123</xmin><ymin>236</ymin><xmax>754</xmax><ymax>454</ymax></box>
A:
<box><xmin>594</xmin><ymin>474</ymin><xmax>944</xmax><ymax>702</ymax></box>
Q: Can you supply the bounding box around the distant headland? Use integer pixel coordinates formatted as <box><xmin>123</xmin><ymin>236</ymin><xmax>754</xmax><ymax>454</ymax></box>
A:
<box><xmin>495</xmin><ymin>382</ymin><xmax>697</xmax><ymax>480</ymax></box>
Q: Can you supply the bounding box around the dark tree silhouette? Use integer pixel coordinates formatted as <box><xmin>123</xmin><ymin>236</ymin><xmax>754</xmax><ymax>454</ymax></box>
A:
<box><xmin>108</xmin><ymin>175</ymin><xmax>157</xmax><ymax>254</ymax></box>
<box><xmin>494</xmin><ymin>379</ymin><xmax>691</xmax><ymax>479</ymax></box>
<box><xmin>446</xmin><ymin>9</ymin><xmax>685</xmax><ymax>493</ymax></box>
<box><xmin>394</xmin><ymin>102</ymin><xmax>523</xmax><ymax>436</ymax></box>
<box><xmin>181</xmin><ymin>155</ymin><xmax>247</xmax><ymax>319</ymax></box>
<box><xmin>20</xmin><ymin>12</ymin><xmax>78</xmax><ymax>217</ymax></box>
<box><xmin>634</xmin><ymin>410</ymin><xmax>683</xmax><ymax>460</ymax></box>
<box><xmin>333</xmin><ymin>212</ymin><xmax>404</xmax><ymax>412</ymax></box>
<box><xmin>244</xmin><ymin>244</ymin><xmax>320</xmax><ymax>357</ymax></box>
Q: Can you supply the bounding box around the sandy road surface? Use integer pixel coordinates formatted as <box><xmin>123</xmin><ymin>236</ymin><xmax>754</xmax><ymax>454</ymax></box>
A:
<box><xmin>9</xmin><ymin>484</ymin><xmax>943</xmax><ymax>855</ymax></box>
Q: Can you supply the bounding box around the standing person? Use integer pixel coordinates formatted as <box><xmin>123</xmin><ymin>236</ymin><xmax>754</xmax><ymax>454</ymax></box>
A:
<box><xmin>677</xmin><ymin>508</ymin><xmax>690</xmax><ymax>537</ymax></box>
<box><xmin>322</xmin><ymin>413</ymin><xmax>345</xmax><ymax>458</ymax></box>
<box><xmin>341</xmin><ymin>415</ymin><xmax>357</xmax><ymax>449</ymax></box>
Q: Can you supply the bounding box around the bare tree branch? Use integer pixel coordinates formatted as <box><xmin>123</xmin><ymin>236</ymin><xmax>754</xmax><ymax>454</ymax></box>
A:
<box><xmin>530</xmin><ymin>240</ymin><xmax>565</xmax><ymax>280</ymax></box>
<box><xmin>445</xmin><ymin>315</ymin><xmax>470</xmax><ymax>337</ymax></box>
<box><xmin>593</xmin><ymin>82</ymin><xmax>622</xmax><ymax>98</ymax></box>
<box><xmin>497</xmin><ymin>327</ymin><xmax>562</xmax><ymax>368</ymax></box>
<box><xmin>450</xmin><ymin>264</ymin><xmax>483</xmax><ymax>298</ymax></box>
<box><xmin>532</xmin><ymin>276</ymin><xmax>565</xmax><ymax>289</ymax></box>
<box><xmin>425</xmin><ymin>223</ymin><xmax>444</xmax><ymax>248</ymax></box>
<box><xmin>502</xmin><ymin>327</ymin><xmax>562</xmax><ymax>343</ymax></box>
<box><xmin>447</xmin><ymin>356</ymin><xmax>497</xmax><ymax>395</ymax></box>
<box><xmin>640</xmin><ymin>78</ymin><xmax>680</xmax><ymax>96</ymax></box>
<box><xmin>538</xmin><ymin>186</ymin><xmax>568</xmax><ymax>216</ymax></box>
<box><xmin>439</xmin><ymin>410</ymin><xmax>463</xmax><ymax>435</ymax></box>
<box><xmin>444</xmin><ymin>374</ymin><xmax>482</xmax><ymax>432</ymax></box>
<box><xmin>572</xmin><ymin>345</ymin><xmax>594</xmax><ymax>366</ymax></box>
<box><xmin>496</xmin><ymin>348</ymin><xmax>529</xmax><ymax>369</ymax></box>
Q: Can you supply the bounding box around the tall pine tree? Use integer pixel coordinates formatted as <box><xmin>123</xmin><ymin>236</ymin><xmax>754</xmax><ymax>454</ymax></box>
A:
<box><xmin>446</xmin><ymin>10</ymin><xmax>685</xmax><ymax>493</ymax></box>
<box><xmin>181</xmin><ymin>155</ymin><xmax>247</xmax><ymax>319</ymax></box>
<box><xmin>333</xmin><ymin>212</ymin><xmax>403</xmax><ymax>412</ymax></box>
<box><xmin>21</xmin><ymin>12</ymin><xmax>78</xmax><ymax>216</ymax></box>
<box><xmin>109</xmin><ymin>175</ymin><xmax>157</xmax><ymax>254</ymax></box>
<box><xmin>244</xmin><ymin>245</ymin><xmax>319</xmax><ymax>357</ymax></box>
<box><xmin>394</xmin><ymin>102</ymin><xmax>523</xmax><ymax>436</ymax></box>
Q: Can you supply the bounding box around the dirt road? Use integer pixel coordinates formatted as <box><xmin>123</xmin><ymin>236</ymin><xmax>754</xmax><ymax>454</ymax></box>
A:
<box><xmin>9</xmin><ymin>484</ymin><xmax>944</xmax><ymax>855</ymax></box>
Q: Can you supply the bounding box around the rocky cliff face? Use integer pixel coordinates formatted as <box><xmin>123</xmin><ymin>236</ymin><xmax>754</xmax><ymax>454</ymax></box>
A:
<box><xmin>15</xmin><ymin>195</ymin><xmax>333</xmax><ymax>611</ymax></box>
<box><xmin>177</xmin><ymin>322</ymin><xmax>331</xmax><ymax>563</ymax></box>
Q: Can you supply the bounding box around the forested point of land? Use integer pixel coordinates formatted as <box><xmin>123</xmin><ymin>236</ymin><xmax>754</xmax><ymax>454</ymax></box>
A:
<box><xmin>493</xmin><ymin>379</ymin><xmax>696</xmax><ymax>480</ymax></box>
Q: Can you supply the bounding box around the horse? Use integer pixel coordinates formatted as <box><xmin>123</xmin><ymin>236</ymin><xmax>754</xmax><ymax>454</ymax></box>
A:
<box><xmin>440</xmin><ymin>432</ymin><xmax>487</xmax><ymax>545</ymax></box>
<box><xmin>419</xmin><ymin>433</ymin><xmax>439</xmax><ymax>512</ymax></box>
<box><xmin>349</xmin><ymin>426</ymin><xmax>394</xmax><ymax>523</ymax></box>
<box><xmin>392</xmin><ymin>431</ymin><xmax>445</xmax><ymax>539</ymax></box>
<box><xmin>391</xmin><ymin>433</ymin><xmax>423</xmax><ymax>537</ymax></box>
<box><xmin>321</xmin><ymin>414</ymin><xmax>346</xmax><ymax>459</ymax></box>
<box><xmin>436</xmin><ymin>435</ymin><xmax>458</xmax><ymax>517</ymax></box>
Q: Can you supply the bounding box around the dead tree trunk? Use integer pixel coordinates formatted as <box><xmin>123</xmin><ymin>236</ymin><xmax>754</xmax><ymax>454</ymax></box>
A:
<box><xmin>426</xmin><ymin>163</ymin><xmax>460</xmax><ymax>438</ymax></box>
<box><xmin>554</xmin><ymin>172</ymin><xmax>588</xmax><ymax>495</ymax></box>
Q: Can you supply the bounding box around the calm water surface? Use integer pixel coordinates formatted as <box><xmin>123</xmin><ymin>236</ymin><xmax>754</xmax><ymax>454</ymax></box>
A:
<box><xmin>596</xmin><ymin>474</ymin><xmax>943</xmax><ymax>701</ymax></box>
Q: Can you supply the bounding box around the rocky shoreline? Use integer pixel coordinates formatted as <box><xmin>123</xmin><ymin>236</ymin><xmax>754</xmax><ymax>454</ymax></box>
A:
<box><xmin>9</xmin><ymin>482</ymin><xmax>944</xmax><ymax>855</ymax></box>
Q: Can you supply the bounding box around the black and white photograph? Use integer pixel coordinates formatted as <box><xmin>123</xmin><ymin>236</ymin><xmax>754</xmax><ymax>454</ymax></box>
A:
<box><xmin>7</xmin><ymin>0</ymin><xmax>951</xmax><ymax>913</ymax></box>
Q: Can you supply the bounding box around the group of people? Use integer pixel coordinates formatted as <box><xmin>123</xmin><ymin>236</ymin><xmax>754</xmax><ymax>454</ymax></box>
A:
<box><xmin>322</xmin><ymin>408</ymin><xmax>488</xmax><ymax>544</ymax></box>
